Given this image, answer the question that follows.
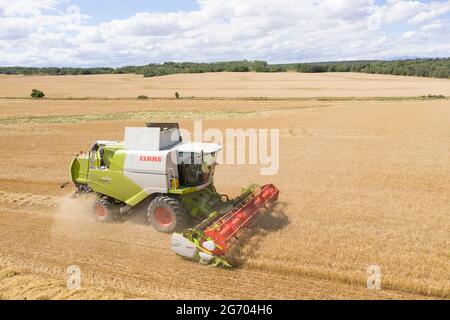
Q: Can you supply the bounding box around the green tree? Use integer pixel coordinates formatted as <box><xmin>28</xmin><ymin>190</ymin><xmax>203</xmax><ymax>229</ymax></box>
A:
<box><xmin>30</xmin><ymin>89</ymin><xmax>45</xmax><ymax>99</ymax></box>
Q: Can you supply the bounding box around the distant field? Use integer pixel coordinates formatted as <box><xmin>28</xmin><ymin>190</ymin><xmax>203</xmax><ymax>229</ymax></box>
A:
<box><xmin>0</xmin><ymin>72</ymin><xmax>450</xmax><ymax>98</ymax></box>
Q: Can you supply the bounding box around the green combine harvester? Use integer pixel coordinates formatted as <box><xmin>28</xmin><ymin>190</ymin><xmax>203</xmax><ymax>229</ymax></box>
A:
<box><xmin>70</xmin><ymin>123</ymin><xmax>279</xmax><ymax>266</ymax></box>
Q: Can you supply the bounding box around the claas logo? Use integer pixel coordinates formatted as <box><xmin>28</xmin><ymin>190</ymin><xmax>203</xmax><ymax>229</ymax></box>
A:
<box><xmin>139</xmin><ymin>155</ymin><xmax>162</xmax><ymax>162</ymax></box>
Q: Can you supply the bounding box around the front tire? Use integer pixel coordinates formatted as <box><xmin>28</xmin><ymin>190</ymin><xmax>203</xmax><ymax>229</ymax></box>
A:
<box><xmin>93</xmin><ymin>197</ymin><xmax>117</xmax><ymax>222</ymax></box>
<box><xmin>147</xmin><ymin>195</ymin><xmax>187</xmax><ymax>233</ymax></box>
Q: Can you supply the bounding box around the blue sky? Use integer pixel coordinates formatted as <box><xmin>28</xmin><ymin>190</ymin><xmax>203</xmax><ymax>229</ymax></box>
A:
<box><xmin>0</xmin><ymin>0</ymin><xmax>449</xmax><ymax>66</ymax></box>
<box><xmin>67</xmin><ymin>0</ymin><xmax>200</xmax><ymax>24</ymax></box>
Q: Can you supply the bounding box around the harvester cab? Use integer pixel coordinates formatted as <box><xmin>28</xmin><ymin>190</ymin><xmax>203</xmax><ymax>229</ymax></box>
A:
<box><xmin>69</xmin><ymin>123</ymin><xmax>279</xmax><ymax>267</ymax></box>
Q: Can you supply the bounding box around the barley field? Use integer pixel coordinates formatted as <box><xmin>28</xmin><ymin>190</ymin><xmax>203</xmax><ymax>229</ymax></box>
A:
<box><xmin>0</xmin><ymin>73</ymin><xmax>449</xmax><ymax>299</ymax></box>
<box><xmin>1</xmin><ymin>72</ymin><xmax>450</xmax><ymax>98</ymax></box>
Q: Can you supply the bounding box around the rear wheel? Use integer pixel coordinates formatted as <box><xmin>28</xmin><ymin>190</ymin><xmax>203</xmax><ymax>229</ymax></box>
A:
<box><xmin>147</xmin><ymin>195</ymin><xmax>187</xmax><ymax>233</ymax></box>
<box><xmin>93</xmin><ymin>197</ymin><xmax>117</xmax><ymax>222</ymax></box>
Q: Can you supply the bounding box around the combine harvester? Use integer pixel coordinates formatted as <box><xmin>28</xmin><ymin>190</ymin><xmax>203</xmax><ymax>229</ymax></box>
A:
<box><xmin>69</xmin><ymin>123</ymin><xmax>279</xmax><ymax>267</ymax></box>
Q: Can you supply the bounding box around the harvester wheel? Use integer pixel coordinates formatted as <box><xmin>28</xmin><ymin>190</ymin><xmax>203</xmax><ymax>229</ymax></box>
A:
<box><xmin>93</xmin><ymin>197</ymin><xmax>117</xmax><ymax>223</ymax></box>
<box><xmin>147</xmin><ymin>196</ymin><xmax>187</xmax><ymax>233</ymax></box>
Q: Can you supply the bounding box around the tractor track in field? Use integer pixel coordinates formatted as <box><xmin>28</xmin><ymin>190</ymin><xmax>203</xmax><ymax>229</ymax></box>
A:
<box><xmin>0</xmin><ymin>191</ymin><xmax>57</xmax><ymax>211</ymax></box>
<box><xmin>0</xmin><ymin>190</ymin><xmax>432</xmax><ymax>299</ymax></box>
<box><xmin>0</xmin><ymin>104</ymin><xmax>335</xmax><ymax>126</ymax></box>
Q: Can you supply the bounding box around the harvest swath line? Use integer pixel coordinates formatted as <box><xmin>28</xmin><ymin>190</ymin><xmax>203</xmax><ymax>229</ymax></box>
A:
<box><xmin>247</xmin><ymin>260</ymin><xmax>448</xmax><ymax>298</ymax></box>
<box><xmin>0</xmin><ymin>105</ymin><xmax>332</xmax><ymax>125</ymax></box>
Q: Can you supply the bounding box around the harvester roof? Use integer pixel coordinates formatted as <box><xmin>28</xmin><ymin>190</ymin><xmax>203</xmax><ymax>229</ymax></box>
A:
<box><xmin>175</xmin><ymin>142</ymin><xmax>222</xmax><ymax>154</ymax></box>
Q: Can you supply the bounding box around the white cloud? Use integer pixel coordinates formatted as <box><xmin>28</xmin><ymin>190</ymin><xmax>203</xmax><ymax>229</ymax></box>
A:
<box><xmin>0</xmin><ymin>0</ymin><xmax>59</xmax><ymax>17</ymax></box>
<box><xmin>421</xmin><ymin>21</ymin><xmax>444</xmax><ymax>31</ymax></box>
<box><xmin>408</xmin><ymin>0</ymin><xmax>450</xmax><ymax>24</ymax></box>
<box><xmin>403</xmin><ymin>30</ymin><xmax>417</xmax><ymax>38</ymax></box>
<box><xmin>0</xmin><ymin>0</ymin><xmax>449</xmax><ymax>66</ymax></box>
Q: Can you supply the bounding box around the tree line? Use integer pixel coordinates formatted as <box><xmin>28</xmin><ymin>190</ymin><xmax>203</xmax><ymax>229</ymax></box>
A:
<box><xmin>291</xmin><ymin>58</ymin><xmax>450</xmax><ymax>78</ymax></box>
<box><xmin>0</xmin><ymin>60</ymin><xmax>281</xmax><ymax>77</ymax></box>
<box><xmin>139</xmin><ymin>61</ymin><xmax>284</xmax><ymax>77</ymax></box>
<box><xmin>0</xmin><ymin>67</ymin><xmax>115</xmax><ymax>75</ymax></box>
<box><xmin>0</xmin><ymin>58</ymin><xmax>448</xmax><ymax>79</ymax></box>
